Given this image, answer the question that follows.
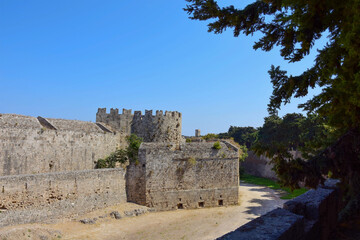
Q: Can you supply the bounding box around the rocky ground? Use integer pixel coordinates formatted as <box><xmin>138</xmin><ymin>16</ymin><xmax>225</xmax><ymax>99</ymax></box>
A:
<box><xmin>0</xmin><ymin>183</ymin><xmax>287</xmax><ymax>240</ymax></box>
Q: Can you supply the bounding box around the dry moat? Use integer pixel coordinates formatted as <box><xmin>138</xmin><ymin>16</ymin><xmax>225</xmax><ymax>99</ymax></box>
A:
<box><xmin>0</xmin><ymin>184</ymin><xmax>286</xmax><ymax>240</ymax></box>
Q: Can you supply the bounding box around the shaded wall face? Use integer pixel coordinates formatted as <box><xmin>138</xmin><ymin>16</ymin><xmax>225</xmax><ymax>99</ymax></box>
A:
<box><xmin>242</xmin><ymin>151</ymin><xmax>303</xmax><ymax>180</ymax></box>
<box><xmin>0</xmin><ymin>114</ymin><xmax>121</xmax><ymax>176</ymax></box>
<box><xmin>139</xmin><ymin>142</ymin><xmax>239</xmax><ymax>210</ymax></box>
<box><xmin>126</xmin><ymin>148</ymin><xmax>146</xmax><ymax>205</ymax></box>
<box><xmin>241</xmin><ymin>151</ymin><xmax>277</xmax><ymax>180</ymax></box>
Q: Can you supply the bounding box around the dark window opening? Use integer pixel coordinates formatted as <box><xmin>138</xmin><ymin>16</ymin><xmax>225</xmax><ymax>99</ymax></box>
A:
<box><xmin>200</xmin><ymin>196</ymin><xmax>202</xmax><ymax>200</ymax></box>
<box><xmin>177</xmin><ymin>203</ymin><xmax>184</xmax><ymax>209</ymax></box>
<box><xmin>220</xmin><ymin>195</ymin><xmax>222</xmax><ymax>198</ymax></box>
<box><xmin>179</xmin><ymin>198</ymin><xmax>182</xmax><ymax>201</ymax></box>
<box><xmin>218</xmin><ymin>200</ymin><xmax>223</xmax><ymax>206</ymax></box>
<box><xmin>199</xmin><ymin>202</ymin><xmax>204</xmax><ymax>208</ymax></box>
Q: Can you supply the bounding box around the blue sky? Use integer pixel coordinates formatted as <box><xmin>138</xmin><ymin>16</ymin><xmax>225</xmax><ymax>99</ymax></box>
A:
<box><xmin>0</xmin><ymin>0</ymin><xmax>326</xmax><ymax>136</ymax></box>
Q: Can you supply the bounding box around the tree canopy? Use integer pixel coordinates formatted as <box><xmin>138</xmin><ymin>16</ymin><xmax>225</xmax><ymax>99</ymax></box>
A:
<box><xmin>219</xmin><ymin>126</ymin><xmax>257</xmax><ymax>148</ymax></box>
<box><xmin>184</xmin><ymin>0</ymin><xmax>360</xmax><ymax>130</ymax></box>
<box><xmin>251</xmin><ymin>113</ymin><xmax>333</xmax><ymax>187</ymax></box>
<box><xmin>184</xmin><ymin>0</ymin><xmax>360</xmax><ymax>221</ymax></box>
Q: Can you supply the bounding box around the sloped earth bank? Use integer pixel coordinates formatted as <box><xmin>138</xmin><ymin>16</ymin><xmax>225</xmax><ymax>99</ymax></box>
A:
<box><xmin>0</xmin><ymin>183</ymin><xmax>287</xmax><ymax>240</ymax></box>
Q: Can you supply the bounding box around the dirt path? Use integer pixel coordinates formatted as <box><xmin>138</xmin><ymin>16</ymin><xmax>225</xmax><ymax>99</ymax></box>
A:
<box><xmin>0</xmin><ymin>183</ymin><xmax>287</xmax><ymax>240</ymax></box>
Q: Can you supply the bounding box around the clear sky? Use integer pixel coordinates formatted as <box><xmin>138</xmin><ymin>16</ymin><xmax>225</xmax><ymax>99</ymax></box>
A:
<box><xmin>0</xmin><ymin>0</ymin><xmax>326</xmax><ymax>136</ymax></box>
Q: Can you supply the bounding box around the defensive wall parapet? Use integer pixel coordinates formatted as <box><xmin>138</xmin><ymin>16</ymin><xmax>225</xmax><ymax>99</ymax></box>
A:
<box><xmin>0</xmin><ymin>168</ymin><xmax>126</xmax><ymax>227</ymax></box>
<box><xmin>96</xmin><ymin>108</ymin><xmax>182</xmax><ymax>143</ymax></box>
<box><xmin>218</xmin><ymin>179</ymin><xmax>341</xmax><ymax>240</ymax></box>
<box><xmin>0</xmin><ymin>114</ymin><xmax>121</xmax><ymax>176</ymax></box>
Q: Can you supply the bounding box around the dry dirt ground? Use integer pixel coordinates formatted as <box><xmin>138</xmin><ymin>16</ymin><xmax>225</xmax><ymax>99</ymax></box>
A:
<box><xmin>0</xmin><ymin>183</ymin><xmax>287</xmax><ymax>240</ymax></box>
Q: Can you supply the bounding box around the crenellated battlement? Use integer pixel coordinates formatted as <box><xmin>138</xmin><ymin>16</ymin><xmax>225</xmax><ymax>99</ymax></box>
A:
<box><xmin>96</xmin><ymin>107</ymin><xmax>182</xmax><ymax>143</ymax></box>
<box><xmin>96</xmin><ymin>108</ymin><xmax>181</xmax><ymax>119</ymax></box>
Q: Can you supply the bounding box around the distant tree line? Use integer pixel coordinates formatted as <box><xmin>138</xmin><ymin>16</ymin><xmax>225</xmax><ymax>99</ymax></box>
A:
<box><xmin>209</xmin><ymin>113</ymin><xmax>332</xmax><ymax>182</ymax></box>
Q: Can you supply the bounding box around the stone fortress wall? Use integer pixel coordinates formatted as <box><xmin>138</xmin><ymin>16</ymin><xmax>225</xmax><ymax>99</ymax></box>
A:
<box><xmin>242</xmin><ymin>150</ymin><xmax>303</xmax><ymax>180</ymax></box>
<box><xmin>0</xmin><ymin>168</ymin><xmax>126</xmax><ymax>227</ymax></box>
<box><xmin>241</xmin><ymin>151</ymin><xmax>278</xmax><ymax>180</ymax></box>
<box><xmin>135</xmin><ymin>141</ymin><xmax>239</xmax><ymax>210</ymax></box>
<box><xmin>0</xmin><ymin>108</ymin><xmax>239</xmax><ymax>227</ymax></box>
<box><xmin>96</xmin><ymin>108</ymin><xmax>182</xmax><ymax>143</ymax></box>
<box><xmin>0</xmin><ymin>114</ymin><xmax>122</xmax><ymax>176</ymax></box>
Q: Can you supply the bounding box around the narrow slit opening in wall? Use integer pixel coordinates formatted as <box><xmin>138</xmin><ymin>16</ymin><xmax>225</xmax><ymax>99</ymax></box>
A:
<box><xmin>198</xmin><ymin>202</ymin><xmax>204</xmax><ymax>208</ymax></box>
<box><xmin>177</xmin><ymin>203</ymin><xmax>184</xmax><ymax>209</ymax></box>
<box><xmin>218</xmin><ymin>200</ymin><xmax>223</xmax><ymax>206</ymax></box>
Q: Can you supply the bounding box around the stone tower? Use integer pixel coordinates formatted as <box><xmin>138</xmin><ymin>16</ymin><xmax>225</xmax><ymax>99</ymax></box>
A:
<box><xmin>195</xmin><ymin>129</ymin><xmax>201</xmax><ymax>137</ymax></box>
<box><xmin>96</xmin><ymin>108</ymin><xmax>182</xmax><ymax>143</ymax></box>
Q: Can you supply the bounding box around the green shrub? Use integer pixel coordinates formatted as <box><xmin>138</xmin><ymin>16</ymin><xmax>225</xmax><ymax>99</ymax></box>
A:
<box><xmin>202</xmin><ymin>133</ymin><xmax>219</xmax><ymax>140</ymax></box>
<box><xmin>239</xmin><ymin>145</ymin><xmax>248</xmax><ymax>162</ymax></box>
<box><xmin>95</xmin><ymin>134</ymin><xmax>143</xmax><ymax>168</ymax></box>
<box><xmin>212</xmin><ymin>141</ymin><xmax>222</xmax><ymax>150</ymax></box>
<box><xmin>95</xmin><ymin>158</ymin><xmax>108</xmax><ymax>169</ymax></box>
<box><xmin>186</xmin><ymin>138</ymin><xmax>192</xmax><ymax>143</ymax></box>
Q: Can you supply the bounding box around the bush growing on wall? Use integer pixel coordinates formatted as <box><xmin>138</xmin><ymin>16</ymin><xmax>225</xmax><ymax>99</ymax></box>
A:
<box><xmin>202</xmin><ymin>133</ymin><xmax>219</xmax><ymax>140</ymax></box>
<box><xmin>212</xmin><ymin>141</ymin><xmax>222</xmax><ymax>150</ymax></box>
<box><xmin>95</xmin><ymin>134</ymin><xmax>143</xmax><ymax>168</ymax></box>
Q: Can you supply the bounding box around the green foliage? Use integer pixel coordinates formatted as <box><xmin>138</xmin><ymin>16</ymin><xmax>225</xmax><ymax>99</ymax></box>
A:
<box><xmin>185</xmin><ymin>0</ymin><xmax>360</xmax><ymax>221</ymax></box>
<box><xmin>185</xmin><ymin>138</ymin><xmax>192</xmax><ymax>143</ymax></box>
<box><xmin>95</xmin><ymin>134</ymin><xmax>143</xmax><ymax>168</ymax></box>
<box><xmin>219</xmin><ymin>127</ymin><xmax>258</xmax><ymax>148</ymax></box>
<box><xmin>185</xmin><ymin>0</ymin><xmax>360</xmax><ymax>131</ymax></box>
<box><xmin>240</xmin><ymin>173</ymin><xmax>308</xmax><ymax>200</ymax></box>
<box><xmin>251</xmin><ymin>113</ymin><xmax>334</xmax><ymax>189</ymax></box>
<box><xmin>238</xmin><ymin>145</ymin><xmax>248</xmax><ymax>162</ymax></box>
<box><xmin>126</xmin><ymin>134</ymin><xmax>143</xmax><ymax>164</ymax></box>
<box><xmin>202</xmin><ymin>133</ymin><xmax>219</xmax><ymax>140</ymax></box>
<box><xmin>212</xmin><ymin>141</ymin><xmax>222</xmax><ymax>150</ymax></box>
<box><xmin>95</xmin><ymin>148</ymin><xmax>127</xmax><ymax>169</ymax></box>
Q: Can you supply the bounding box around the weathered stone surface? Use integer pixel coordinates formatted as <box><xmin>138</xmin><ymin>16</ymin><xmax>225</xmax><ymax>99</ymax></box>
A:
<box><xmin>80</xmin><ymin>218</ymin><xmax>97</xmax><ymax>224</ymax></box>
<box><xmin>241</xmin><ymin>151</ymin><xmax>278</xmax><ymax>180</ymax></box>
<box><xmin>124</xmin><ymin>208</ymin><xmax>147</xmax><ymax>217</ymax></box>
<box><xmin>219</xmin><ymin>179</ymin><xmax>341</xmax><ymax>240</ymax></box>
<box><xmin>242</xmin><ymin>150</ymin><xmax>303</xmax><ymax>180</ymax></box>
<box><xmin>96</xmin><ymin>108</ymin><xmax>182</xmax><ymax>143</ymax></box>
<box><xmin>110</xmin><ymin>211</ymin><xmax>122</xmax><ymax>219</ymax></box>
<box><xmin>283</xmin><ymin>187</ymin><xmax>334</xmax><ymax>220</ymax></box>
<box><xmin>127</xmin><ymin>141</ymin><xmax>239</xmax><ymax>210</ymax></box>
<box><xmin>0</xmin><ymin>114</ymin><xmax>122</xmax><ymax>176</ymax></box>
<box><xmin>0</xmin><ymin>168</ymin><xmax>126</xmax><ymax>227</ymax></box>
<box><xmin>217</xmin><ymin>208</ymin><xmax>304</xmax><ymax>240</ymax></box>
